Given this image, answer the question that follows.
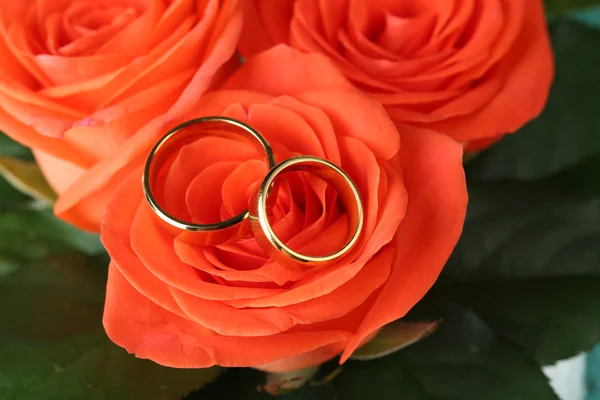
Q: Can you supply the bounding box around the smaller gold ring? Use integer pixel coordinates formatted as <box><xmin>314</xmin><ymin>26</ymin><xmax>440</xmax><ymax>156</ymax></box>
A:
<box><xmin>143</xmin><ymin>117</ymin><xmax>276</xmax><ymax>245</ymax></box>
<box><xmin>249</xmin><ymin>156</ymin><xmax>364</xmax><ymax>267</ymax></box>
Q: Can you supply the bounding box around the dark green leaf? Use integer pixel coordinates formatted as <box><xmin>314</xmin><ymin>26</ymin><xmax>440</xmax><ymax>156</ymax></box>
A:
<box><xmin>0</xmin><ymin>136</ymin><xmax>31</xmax><ymax>212</ymax></box>
<box><xmin>28</xmin><ymin>343</ymin><xmax>222</xmax><ymax>400</ymax></box>
<box><xmin>441</xmin><ymin>182</ymin><xmax>600</xmax><ymax>282</ymax></box>
<box><xmin>546</xmin><ymin>0</ymin><xmax>600</xmax><ymax>14</ymax></box>
<box><xmin>0</xmin><ymin>133</ymin><xmax>33</xmax><ymax>160</ymax></box>
<box><xmin>0</xmin><ymin>254</ymin><xmax>221</xmax><ymax>399</ymax></box>
<box><xmin>350</xmin><ymin>321</ymin><xmax>439</xmax><ymax>361</ymax></box>
<box><xmin>469</xmin><ymin>20</ymin><xmax>600</xmax><ymax>180</ymax></box>
<box><xmin>551</xmin><ymin>153</ymin><xmax>600</xmax><ymax>197</ymax></box>
<box><xmin>189</xmin><ymin>368</ymin><xmax>336</xmax><ymax>400</ymax></box>
<box><xmin>333</xmin><ymin>305</ymin><xmax>558</xmax><ymax>400</ymax></box>
<box><xmin>0</xmin><ymin>210</ymin><xmax>104</xmax><ymax>264</ymax></box>
<box><xmin>0</xmin><ymin>135</ymin><xmax>102</xmax><ymax>258</ymax></box>
<box><xmin>434</xmin><ymin>179</ymin><xmax>600</xmax><ymax>365</ymax></box>
<box><xmin>442</xmin><ymin>278</ymin><xmax>600</xmax><ymax>365</ymax></box>
<box><xmin>28</xmin><ymin>210</ymin><xmax>105</xmax><ymax>255</ymax></box>
<box><xmin>0</xmin><ymin>176</ymin><xmax>30</xmax><ymax>213</ymax></box>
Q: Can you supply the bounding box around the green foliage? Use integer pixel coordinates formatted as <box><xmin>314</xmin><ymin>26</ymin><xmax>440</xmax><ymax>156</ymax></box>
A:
<box><xmin>350</xmin><ymin>321</ymin><xmax>439</xmax><ymax>361</ymax></box>
<box><xmin>0</xmin><ymin>210</ymin><xmax>105</xmax><ymax>264</ymax></box>
<box><xmin>0</xmin><ymin>134</ymin><xmax>33</xmax><ymax>160</ymax></box>
<box><xmin>442</xmin><ymin>182</ymin><xmax>600</xmax><ymax>282</ymax></box>
<box><xmin>546</xmin><ymin>0</ymin><xmax>600</xmax><ymax>14</ymax></box>
<box><xmin>0</xmin><ymin>136</ymin><xmax>31</xmax><ymax>213</ymax></box>
<box><xmin>425</xmin><ymin>176</ymin><xmax>600</xmax><ymax>368</ymax></box>
<box><xmin>0</xmin><ymin>177</ymin><xmax>30</xmax><ymax>213</ymax></box>
<box><xmin>334</xmin><ymin>306</ymin><xmax>559</xmax><ymax>400</ymax></box>
<box><xmin>443</xmin><ymin>278</ymin><xmax>600</xmax><ymax>366</ymax></box>
<box><xmin>0</xmin><ymin>254</ymin><xmax>221</xmax><ymax>400</ymax></box>
<box><xmin>193</xmin><ymin>306</ymin><xmax>560</xmax><ymax>400</ymax></box>
<box><xmin>190</xmin><ymin>368</ymin><xmax>336</xmax><ymax>400</ymax></box>
<box><xmin>0</xmin><ymin>134</ymin><xmax>104</xmax><ymax>265</ymax></box>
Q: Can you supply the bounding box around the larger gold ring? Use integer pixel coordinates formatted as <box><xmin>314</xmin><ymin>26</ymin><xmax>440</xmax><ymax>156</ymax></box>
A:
<box><xmin>249</xmin><ymin>156</ymin><xmax>364</xmax><ymax>267</ymax></box>
<box><xmin>143</xmin><ymin>117</ymin><xmax>276</xmax><ymax>245</ymax></box>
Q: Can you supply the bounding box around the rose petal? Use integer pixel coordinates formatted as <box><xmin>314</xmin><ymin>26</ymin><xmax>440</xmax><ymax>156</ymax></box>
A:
<box><xmin>174</xmin><ymin>243</ymin><xmax>272</xmax><ymax>283</ymax></box>
<box><xmin>129</xmin><ymin>201</ymin><xmax>286</xmax><ymax>300</ymax></box>
<box><xmin>224</xmin><ymin>45</ymin><xmax>352</xmax><ymax>95</ymax></box>
<box><xmin>221</xmin><ymin>159</ymin><xmax>268</xmax><ymax>218</ymax></box>
<box><xmin>299</xmin><ymin>90</ymin><xmax>400</xmax><ymax>160</ymax></box>
<box><xmin>185</xmin><ymin>161</ymin><xmax>242</xmax><ymax>224</ymax></box>
<box><xmin>103</xmin><ymin>264</ymin><xmax>352</xmax><ymax>368</ymax></box>
<box><xmin>427</xmin><ymin>1</ymin><xmax>553</xmax><ymax>140</ymax></box>
<box><xmin>92</xmin><ymin>0</ymin><xmax>165</xmax><ymax>55</ymax></box>
<box><xmin>238</xmin><ymin>0</ymin><xmax>293</xmax><ymax>55</ymax></box>
<box><xmin>170</xmin><ymin>288</ymin><xmax>295</xmax><ymax>336</ymax></box>
<box><xmin>342</xmin><ymin>126</ymin><xmax>467</xmax><ymax>361</ymax></box>
<box><xmin>34</xmin><ymin>149</ymin><xmax>86</xmax><ymax>194</ymax></box>
<box><xmin>166</xmin><ymin>0</ymin><xmax>243</xmax><ymax>119</ymax></box>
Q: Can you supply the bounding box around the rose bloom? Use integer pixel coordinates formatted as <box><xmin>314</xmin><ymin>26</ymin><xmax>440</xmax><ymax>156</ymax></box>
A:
<box><xmin>239</xmin><ymin>0</ymin><xmax>554</xmax><ymax>150</ymax></box>
<box><xmin>0</xmin><ymin>0</ymin><xmax>242</xmax><ymax>231</ymax></box>
<box><xmin>100</xmin><ymin>46</ymin><xmax>468</xmax><ymax>372</ymax></box>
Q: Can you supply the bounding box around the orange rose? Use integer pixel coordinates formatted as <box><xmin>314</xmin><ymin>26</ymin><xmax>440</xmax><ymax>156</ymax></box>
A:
<box><xmin>239</xmin><ymin>0</ymin><xmax>554</xmax><ymax>150</ymax></box>
<box><xmin>100</xmin><ymin>46</ymin><xmax>468</xmax><ymax>371</ymax></box>
<box><xmin>0</xmin><ymin>0</ymin><xmax>242</xmax><ymax>231</ymax></box>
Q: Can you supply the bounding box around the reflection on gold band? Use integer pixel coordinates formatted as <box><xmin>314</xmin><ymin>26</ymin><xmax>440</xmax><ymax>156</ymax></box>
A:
<box><xmin>249</xmin><ymin>156</ymin><xmax>364</xmax><ymax>267</ymax></box>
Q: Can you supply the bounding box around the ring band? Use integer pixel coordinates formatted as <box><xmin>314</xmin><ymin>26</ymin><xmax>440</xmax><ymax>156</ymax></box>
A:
<box><xmin>249</xmin><ymin>156</ymin><xmax>364</xmax><ymax>267</ymax></box>
<box><xmin>143</xmin><ymin>117</ymin><xmax>276</xmax><ymax>245</ymax></box>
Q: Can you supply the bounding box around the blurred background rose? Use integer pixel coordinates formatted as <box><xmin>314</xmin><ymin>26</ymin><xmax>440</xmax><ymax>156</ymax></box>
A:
<box><xmin>0</xmin><ymin>0</ymin><xmax>242</xmax><ymax>231</ymax></box>
<box><xmin>239</xmin><ymin>0</ymin><xmax>554</xmax><ymax>151</ymax></box>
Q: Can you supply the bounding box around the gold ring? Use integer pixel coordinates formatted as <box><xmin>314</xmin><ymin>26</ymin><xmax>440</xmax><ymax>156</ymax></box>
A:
<box><xmin>143</xmin><ymin>117</ymin><xmax>276</xmax><ymax>245</ymax></box>
<box><xmin>249</xmin><ymin>156</ymin><xmax>364</xmax><ymax>267</ymax></box>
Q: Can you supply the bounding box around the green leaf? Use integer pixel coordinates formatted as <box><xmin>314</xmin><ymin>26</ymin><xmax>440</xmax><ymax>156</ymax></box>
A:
<box><xmin>194</xmin><ymin>307</ymin><xmax>560</xmax><ymax>399</ymax></box>
<box><xmin>25</xmin><ymin>210</ymin><xmax>105</xmax><ymax>256</ymax></box>
<box><xmin>0</xmin><ymin>134</ymin><xmax>103</xmax><ymax>258</ymax></box>
<box><xmin>0</xmin><ymin>133</ymin><xmax>33</xmax><ymax>160</ymax></box>
<box><xmin>0</xmin><ymin>176</ymin><xmax>30</xmax><ymax>213</ymax></box>
<box><xmin>441</xmin><ymin>182</ymin><xmax>600</xmax><ymax>282</ymax></box>
<box><xmin>442</xmin><ymin>278</ymin><xmax>600</xmax><ymax>366</ymax></box>
<box><xmin>546</xmin><ymin>0</ymin><xmax>600</xmax><ymax>14</ymax></box>
<box><xmin>28</xmin><ymin>343</ymin><xmax>222</xmax><ymax>400</ymax></box>
<box><xmin>333</xmin><ymin>305</ymin><xmax>558</xmax><ymax>400</ymax></box>
<box><xmin>469</xmin><ymin>20</ymin><xmax>600</xmax><ymax>180</ymax></box>
<box><xmin>350</xmin><ymin>321</ymin><xmax>439</xmax><ymax>361</ymax></box>
<box><xmin>190</xmin><ymin>369</ymin><xmax>336</xmax><ymax>400</ymax></box>
<box><xmin>0</xmin><ymin>157</ymin><xmax>57</xmax><ymax>205</ymax></box>
<box><xmin>0</xmin><ymin>254</ymin><xmax>221</xmax><ymax>400</ymax></box>
<box><xmin>0</xmin><ymin>137</ymin><xmax>31</xmax><ymax>212</ymax></box>
<box><xmin>0</xmin><ymin>210</ymin><xmax>104</xmax><ymax>263</ymax></box>
<box><xmin>434</xmin><ymin>180</ymin><xmax>600</xmax><ymax>365</ymax></box>
<box><xmin>552</xmin><ymin>153</ymin><xmax>600</xmax><ymax>197</ymax></box>
<box><xmin>0</xmin><ymin>156</ymin><xmax>102</xmax><ymax>261</ymax></box>
<box><xmin>0</xmin><ymin>212</ymin><xmax>72</xmax><ymax>265</ymax></box>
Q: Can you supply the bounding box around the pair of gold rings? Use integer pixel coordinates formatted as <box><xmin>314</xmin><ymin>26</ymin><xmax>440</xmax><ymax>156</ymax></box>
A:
<box><xmin>142</xmin><ymin>117</ymin><xmax>364</xmax><ymax>267</ymax></box>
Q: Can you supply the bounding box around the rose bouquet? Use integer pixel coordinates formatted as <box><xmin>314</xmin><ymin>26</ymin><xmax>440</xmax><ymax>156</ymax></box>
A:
<box><xmin>0</xmin><ymin>0</ymin><xmax>599</xmax><ymax>399</ymax></box>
